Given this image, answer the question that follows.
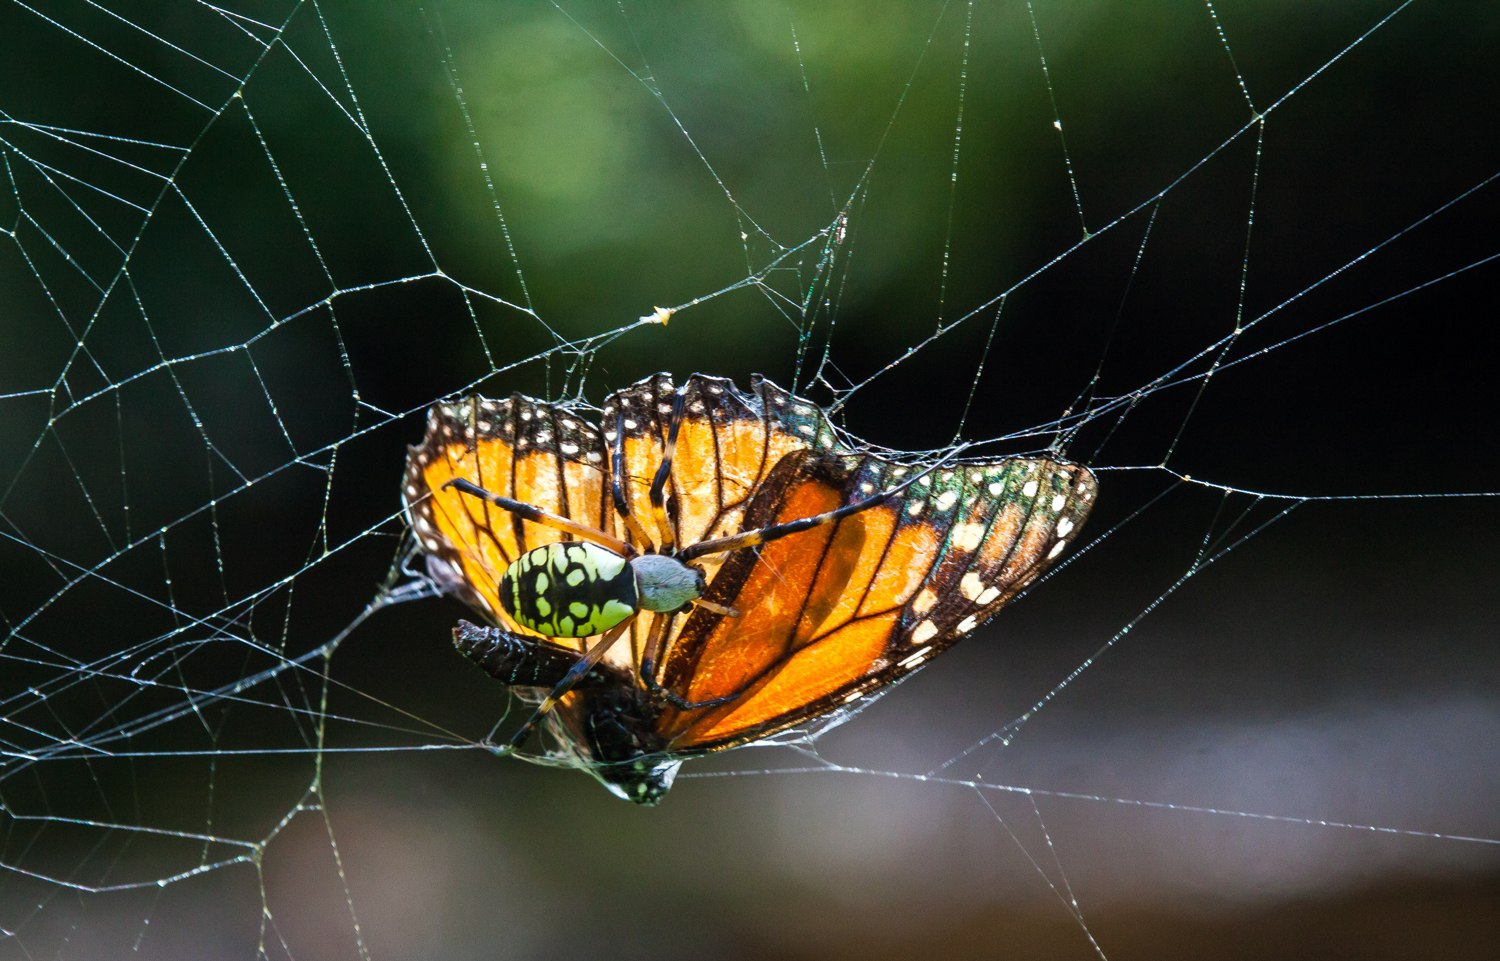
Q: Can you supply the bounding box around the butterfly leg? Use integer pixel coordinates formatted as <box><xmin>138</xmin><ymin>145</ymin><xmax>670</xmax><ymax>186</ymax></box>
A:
<box><xmin>643</xmin><ymin>673</ymin><xmax>741</xmax><ymax>711</ymax></box>
<box><xmin>505</xmin><ymin>620</ymin><xmax>633</xmax><ymax>751</ymax></box>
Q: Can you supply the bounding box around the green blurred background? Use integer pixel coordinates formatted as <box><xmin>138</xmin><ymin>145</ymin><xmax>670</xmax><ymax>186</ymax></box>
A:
<box><xmin>1</xmin><ymin>1</ymin><xmax>1496</xmax><ymax>959</ymax></box>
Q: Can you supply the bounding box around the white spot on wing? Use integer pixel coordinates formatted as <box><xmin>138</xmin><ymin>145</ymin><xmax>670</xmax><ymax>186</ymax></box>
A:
<box><xmin>977</xmin><ymin>585</ymin><xmax>1001</xmax><ymax>605</ymax></box>
<box><xmin>959</xmin><ymin>571</ymin><xmax>984</xmax><ymax>601</ymax></box>
<box><xmin>898</xmin><ymin>649</ymin><xmax>931</xmax><ymax>669</ymax></box>
<box><xmin>911</xmin><ymin>619</ymin><xmax>939</xmax><ymax>645</ymax></box>
<box><xmin>1022</xmin><ymin>480</ymin><xmax>1039</xmax><ymax>498</ymax></box>
<box><xmin>1048</xmin><ymin>540</ymin><xmax>1067</xmax><ymax>559</ymax></box>
<box><xmin>952</xmin><ymin>522</ymin><xmax>985</xmax><ymax>551</ymax></box>
<box><xmin>956</xmin><ymin>614</ymin><xmax>979</xmax><ymax>634</ymax></box>
<box><xmin>1057</xmin><ymin>516</ymin><xmax>1075</xmax><ymax>537</ymax></box>
<box><xmin>1051</xmin><ymin>494</ymin><xmax>1067</xmax><ymax>511</ymax></box>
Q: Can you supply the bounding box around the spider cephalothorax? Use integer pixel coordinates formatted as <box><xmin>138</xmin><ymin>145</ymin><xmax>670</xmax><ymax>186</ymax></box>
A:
<box><xmin>404</xmin><ymin>372</ymin><xmax>1096</xmax><ymax>804</ymax></box>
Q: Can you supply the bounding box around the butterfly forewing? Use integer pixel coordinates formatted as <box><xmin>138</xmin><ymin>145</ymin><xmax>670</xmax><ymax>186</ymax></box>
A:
<box><xmin>404</xmin><ymin>394</ymin><xmax>613</xmax><ymax>653</ymax></box>
<box><xmin>602</xmin><ymin>374</ymin><xmax>849</xmax><ymax>665</ymax></box>
<box><xmin>602</xmin><ymin>374</ymin><xmax>841</xmax><ymax>563</ymax></box>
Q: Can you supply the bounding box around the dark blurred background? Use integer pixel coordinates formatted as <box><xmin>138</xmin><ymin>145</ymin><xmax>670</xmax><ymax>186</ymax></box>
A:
<box><xmin>1</xmin><ymin>2</ymin><xmax>1496</xmax><ymax>959</ymax></box>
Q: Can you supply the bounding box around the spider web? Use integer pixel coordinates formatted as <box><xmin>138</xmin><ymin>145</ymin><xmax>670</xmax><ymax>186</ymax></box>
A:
<box><xmin>2</xmin><ymin>1</ymin><xmax>1497</xmax><ymax>959</ymax></box>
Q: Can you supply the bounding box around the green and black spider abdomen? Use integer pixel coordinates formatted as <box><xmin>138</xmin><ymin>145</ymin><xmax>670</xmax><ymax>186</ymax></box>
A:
<box><xmin>499</xmin><ymin>542</ymin><xmax>639</xmax><ymax>638</ymax></box>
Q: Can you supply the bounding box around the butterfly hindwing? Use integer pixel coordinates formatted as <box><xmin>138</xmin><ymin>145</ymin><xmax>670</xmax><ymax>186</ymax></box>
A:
<box><xmin>658</xmin><ymin>448</ymin><xmax>1097</xmax><ymax>752</ymax></box>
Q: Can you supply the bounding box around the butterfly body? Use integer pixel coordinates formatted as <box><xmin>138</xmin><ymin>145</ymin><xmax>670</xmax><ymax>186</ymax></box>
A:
<box><xmin>404</xmin><ymin>373</ymin><xmax>1097</xmax><ymax>803</ymax></box>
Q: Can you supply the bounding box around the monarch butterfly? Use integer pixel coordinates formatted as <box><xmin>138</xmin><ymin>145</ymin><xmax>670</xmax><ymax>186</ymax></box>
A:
<box><xmin>403</xmin><ymin>373</ymin><xmax>1096</xmax><ymax>804</ymax></box>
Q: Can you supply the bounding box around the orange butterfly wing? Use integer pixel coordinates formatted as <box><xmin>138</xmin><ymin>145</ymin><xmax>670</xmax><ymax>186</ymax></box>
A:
<box><xmin>600</xmin><ymin>373</ymin><xmax>845</xmax><ymax>666</ymax></box>
<box><xmin>657</xmin><ymin>448</ymin><xmax>1097</xmax><ymax>752</ymax></box>
<box><xmin>402</xmin><ymin>394</ymin><xmax>613</xmax><ymax>656</ymax></box>
<box><xmin>601</xmin><ymin>373</ymin><xmax>837</xmax><ymax>553</ymax></box>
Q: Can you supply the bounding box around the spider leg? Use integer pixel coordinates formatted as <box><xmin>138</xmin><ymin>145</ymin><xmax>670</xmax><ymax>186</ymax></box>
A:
<box><xmin>610</xmin><ymin>408</ymin><xmax>658</xmax><ymax>551</ymax></box>
<box><xmin>638</xmin><ymin>611</ymin><xmax>743</xmax><ymax>711</ymax></box>
<box><xmin>690</xmin><ymin>596</ymin><xmax>739</xmax><ymax>617</ymax></box>
<box><xmin>506</xmin><ymin>620</ymin><xmax>633</xmax><ymax>751</ymax></box>
<box><xmin>678</xmin><ymin>446</ymin><xmax>967</xmax><ymax>562</ymax></box>
<box><xmin>443</xmin><ymin>478</ymin><xmax>635</xmax><ymax>556</ymax></box>
<box><xmin>647</xmin><ymin>388</ymin><xmax>687</xmax><ymax>553</ymax></box>
<box><xmin>639</xmin><ymin>608</ymin><xmax>674</xmax><ymax>686</ymax></box>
